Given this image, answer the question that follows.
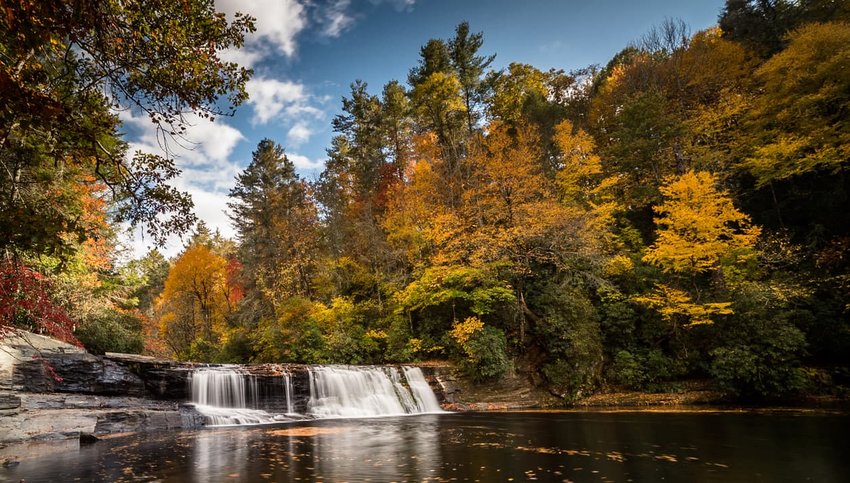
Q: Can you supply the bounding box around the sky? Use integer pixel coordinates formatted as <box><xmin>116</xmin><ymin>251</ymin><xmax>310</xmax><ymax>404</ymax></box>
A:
<box><xmin>122</xmin><ymin>0</ymin><xmax>726</xmax><ymax>258</ymax></box>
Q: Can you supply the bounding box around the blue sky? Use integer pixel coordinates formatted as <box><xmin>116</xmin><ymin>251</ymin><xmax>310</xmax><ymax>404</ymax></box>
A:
<box><xmin>122</xmin><ymin>0</ymin><xmax>726</xmax><ymax>257</ymax></box>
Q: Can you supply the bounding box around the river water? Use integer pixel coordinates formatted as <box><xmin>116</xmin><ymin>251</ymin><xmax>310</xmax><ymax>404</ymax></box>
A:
<box><xmin>2</xmin><ymin>410</ymin><xmax>848</xmax><ymax>482</ymax></box>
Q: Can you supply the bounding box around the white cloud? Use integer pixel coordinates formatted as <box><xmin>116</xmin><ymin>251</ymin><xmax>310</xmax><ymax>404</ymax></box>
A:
<box><xmin>120</xmin><ymin>184</ymin><xmax>236</xmax><ymax>260</ymax></box>
<box><xmin>286</xmin><ymin>122</ymin><xmax>314</xmax><ymax>146</ymax></box>
<box><xmin>245</xmin><ymin>77</ymin><xmax>323</xmax><ymax>124</ymax></box>
<box><xmin>287</xmin><ymin>152</ymin><xmax>325</xmax><ymax>170</ymax></box>
<box><xmin>215</xmin><ymin>0</ymin><xmax>307</xmax><ymax>58</ymax></box>
<box><xmin>217</xmin><ymin>46</ymin><xmax>265</xmax><ymax>68</ymax></box>
<box><xmin>369</xmin><ymin>0</ymin><xmax>417</xmax><ymax>12</ymax></box>
<box><xmin>321</xmin><ymin>0</ymin><xmax>355</xmax><ymax>38</ymax></box>
<box><xmin>118</xmin><ymin>110</ymin><xmax>246</xmax><ymax>258</ymax></box>
<box><xmin>119</xmin><ymin>111</ymin><xmax>244</xmax><ymax>168</ymax></box>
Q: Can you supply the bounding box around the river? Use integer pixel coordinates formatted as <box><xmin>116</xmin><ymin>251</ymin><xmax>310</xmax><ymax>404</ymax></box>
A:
<box><xmin>2</xmin><ymin>410</ymin><xmax>848</xmax><ymax>482</ymax></box>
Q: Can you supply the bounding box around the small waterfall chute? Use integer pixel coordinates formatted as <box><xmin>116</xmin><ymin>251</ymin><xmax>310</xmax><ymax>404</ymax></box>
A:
<box><xmin>403</xmin><ymin>366</ymin><xmax>443</xmax><ymax>413</ymax></box>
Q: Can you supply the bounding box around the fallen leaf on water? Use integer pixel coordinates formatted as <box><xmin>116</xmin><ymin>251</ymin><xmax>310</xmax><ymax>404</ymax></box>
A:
<box><xmin>654</xmin><ymin>454</ymin><xmax>678</xmax><ymax>463</ymax></box>
<box><xmin>267</xmin><ymin>427</ymin><xmax>349</xmax><ymax>437</ymax></box>
<box><xmin>606</xmin><ymin>452</ymin><xmax>625</xmax><ymax>462</ymax></box>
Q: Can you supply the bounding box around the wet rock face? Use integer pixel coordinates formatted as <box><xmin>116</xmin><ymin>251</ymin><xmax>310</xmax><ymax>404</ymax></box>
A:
<box><xmin>106</xmin><ymin>354</ymin><xmax>194</xmax><ymax>400</ymax></box>
<box><xmin>10</xmin><ymin>353</ymin><xmax>148</xmax><ymax>397</ymax></box>
<box><xmin>0</xmin><ymin>340</ymin><xmax>191</xmax><ymax>400</ymax></box>
<box><xmin>0</xmin><ymin>395</ymin><xmax>207</xmax><ymax>443</ymax></box>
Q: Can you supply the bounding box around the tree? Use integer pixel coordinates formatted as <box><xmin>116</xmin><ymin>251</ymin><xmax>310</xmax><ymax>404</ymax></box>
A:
<box><xmin>380</xmin><ymin>80</ymin><xmax>414</xmax><ymax>182</ymax></box>
<box><xmin>644</xmin><ymin>171</ymin><xmax>760</xmax><ymax>274</ymax></box>
<box><xmin>229</xmin><ymin>140</ymin><xmax>321</xmax><ymax>311</ymax></box>
<box><xmin>331</xmin><ymin>81</ymin><xmax>386</xmax><ymax>198</ymax></box>
<box><xmin>0</xmin><ymin>0</ymin><xmax>254</xmax><ymax>257</ymax></box>
<box><xmin>741</xmin><ymin>21</ymin><xmax>850</xmax><ymax>186</ymax></box>
<box><xmin>0</xmin><ymin>260</ymin><xmax>79</xmax><ymax>345</ymax></box>
<box><xmin>719</xmin><ymin>0</ymin><xmax>850</xmax><ymax>57</ymax></box>
<box><xmin>448</xmin><ymin>21</ymin><xmax>495</xmax><ymax>132</ymax></box>
<box><xmin>411</xmin><ymin>72</ymin><xmax>467</xmax><ymax>167</ymax></box>
<box><xmin>156</xmin><ymin>244</ymin><xmax>235</xmax><ymax>359</ymax></box>
<box><xmin>485</xmin><ymin>63</ymin><xmax>549</xmax><ymax>126</ymax></box>
<box><xmin>408</xmin><ymin>39</ymin><xmax>452</xmax><ymax>86</ymax></box>
<box><xmin>553</xmin><ymin>120</ymin><xmax>604</xmax><ymax>207</ymax></box>
<box><xmin>638</xmin><ymin>170</ymin><xmax>761</xmax><ymax>326</ymax></box>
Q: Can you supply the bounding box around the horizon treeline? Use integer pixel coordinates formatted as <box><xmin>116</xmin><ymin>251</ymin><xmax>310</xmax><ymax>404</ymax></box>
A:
<box><xmin>3</xmin><ymin>1</ymin><xmax>849</xmax><ymax>401</ymax></box>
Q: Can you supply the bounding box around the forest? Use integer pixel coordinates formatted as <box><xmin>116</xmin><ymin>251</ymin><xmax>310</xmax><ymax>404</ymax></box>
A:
<box><xmin>2</xmin><ymin>0</ymin><xmax>849</xmax><ymax>402</ymax></box>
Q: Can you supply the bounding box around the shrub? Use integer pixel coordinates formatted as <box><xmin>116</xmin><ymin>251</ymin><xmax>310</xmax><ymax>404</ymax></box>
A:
<box><xmin>607</xmin><ymin>349</ymin><xmax>679</xmax><ymax>391</ymax></box>
<box><xmin>456</xmin><ymin>325</ymin><xmax>511</xmax><ymax>382</ymax></box>
<box><xmin>608</xmin><ymin>350</ymin><xmax>646</xmax><ymax>389</ymax></box>
<box><xmin>710</xmin><ymin>283</ymin><xmax>810</xmax><ymax>399</ymax></box>
<box><xmin>75</xmin><ymin>309</ymin><xmax>144</xmax><ymax>355</ymax></box>
<box><xmin>532</xmin><ymin>285</ymin><xmax>603</xmax><ymax>399</ymax></box>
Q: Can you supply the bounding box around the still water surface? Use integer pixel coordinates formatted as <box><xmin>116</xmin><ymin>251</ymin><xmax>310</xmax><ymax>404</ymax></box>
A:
<box><xmin>2</xmin><ymin>410</ymin><xmax>848</xmax><ymax>482</ymax></box>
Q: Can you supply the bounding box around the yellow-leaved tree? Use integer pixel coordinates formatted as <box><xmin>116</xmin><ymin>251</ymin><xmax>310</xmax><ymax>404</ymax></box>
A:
<box><xmin>637</xmin><ymin>170</ymin><xmax>760</xmax><ymax>327</ymax></box>
<box><xmin>156</xmin><ymin>245</ymin><xmax>233</xmax><ymax>359</ymax></box>
<box><xmin>552</xmin><ymin>120</ymin><xmax>622</xmax><ymax>231</ymax></box>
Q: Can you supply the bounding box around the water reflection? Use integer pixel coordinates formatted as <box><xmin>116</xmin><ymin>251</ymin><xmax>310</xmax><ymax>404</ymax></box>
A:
<box><xmin>309</xmin><ymin>416</ymin><xmax>441</xmax><ymax>480</ymax></box>
<box><xmin>2</xmin><ymin>411</ymin><xmax>849</xmax><ymax>482</ymax></box>
<box><xmin>191</xmin><ymin>429</ymin><xmax>251</xmax><ymax>482</ymax></box>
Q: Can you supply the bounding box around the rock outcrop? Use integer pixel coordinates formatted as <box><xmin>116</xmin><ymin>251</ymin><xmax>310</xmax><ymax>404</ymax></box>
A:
<box><xmin>0</xmin><ymin>332</ymin><xmax>205</xmax><ymax>442</ymax></box>
<box><xmin>0</xmin><ymin>331</ymin><xmax>462</xmax><ymax>443</ymax></box>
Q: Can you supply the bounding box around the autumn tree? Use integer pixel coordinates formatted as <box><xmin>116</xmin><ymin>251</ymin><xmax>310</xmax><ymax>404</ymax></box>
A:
<box><xmin>156</xmin><ymin>244</ymin><xmax>236</xmax><ymax>359</ymax></box>
<box><xmin>0</xmin><ymin>260</ymin><xmax>79</xmax><ymax>345</ymax></box>
<box><xmin>638</xmin><ymin>170</ymin><xmax>761</xmax><ymax>327</ymax></box>
<box><xmin>485</xmin><ymin>63</ymin><xmax>550</xmax><ymax>126</ymax></box>
<box><xmin>741</xmin><ymin>21</ymin><xmax>850</xmax><ymax>186</ymax></box>
<box><xmin>0</xmin><ymin>0</ymin><xmax>254</xmax><ymax>259</ymax></box>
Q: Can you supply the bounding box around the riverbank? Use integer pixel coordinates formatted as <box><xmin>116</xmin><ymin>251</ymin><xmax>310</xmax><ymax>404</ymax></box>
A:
<box><xmin>431</xmin><ymin>361</ymin><xmax>849</xmax><ymax>413</ymax></box>
<box><xmin>3</xmin><ymin>332</ymin><xmax>846</xmax><ymax>445</ymax></box>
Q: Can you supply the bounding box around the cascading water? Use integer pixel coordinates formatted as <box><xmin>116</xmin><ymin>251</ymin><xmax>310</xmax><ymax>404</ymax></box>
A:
<box><xmin>402</xmin><ymin>366</ymin><xmax>443</xmax><ymax>413</ymax></box>
<box><xmin>308</xmin><ymin>366</ymin><xmax>443</xmax><ymax>418</ymax></box>
<box><xmin>188</xmin><ymin>365</ymin><xmax>444</xmax><ymax>426</ymax></box>
<box><xmin>283</xmin><ymin>372</ymin><xmax>295</xmax><ymax>415</ymax></box>
<box><xmin>190</xmin><ymin>368</ymin><xmax>283</xmax><ymax>426</ymax></box>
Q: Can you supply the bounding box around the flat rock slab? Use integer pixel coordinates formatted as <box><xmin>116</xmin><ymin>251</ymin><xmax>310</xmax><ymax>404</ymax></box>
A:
<box><xmin>0</xmin><ymin>393</ymin><xmax>20</xmax><ymax>410</ymax></box>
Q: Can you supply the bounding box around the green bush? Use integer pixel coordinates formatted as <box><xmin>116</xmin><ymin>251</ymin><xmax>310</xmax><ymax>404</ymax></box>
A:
<box><xmin>214</xmin><ymin>328</ymin><xmax>255</xmax><ymax>363</ymax></box>
<box><xmin>459</xmin><ymin>326</ymin><xmax>511</xmax><ymax>382</ymax></box>
<box><xmin>607</xmin><ymin>349</ymin><xmax>679</xmax><ymax>391</ymax></box>
<box><xmin>608</xmin><ymin>350</ymin><xmax>646</xmax><ymax>389</ymax></box>
<box><xmin>710</xmin><ymin>326</ymin><xmax>809</xmax><ymax>399</ymax></box>
<box><xmin>252</xmin><ymin>298</ymin><xmax>325</xmax><ymax>363</ymax></box>
<box><xmin>74</xmin><ymin>309</ymin><xmax>144</xmax><ymax>355</ymax></box>
<box><xmin>386</xmin><ymin>315</ymin><xmax>416</xmax><ymax>362</ymax></box>
<box><xmin>710</xmin><ymin>283</ymin><xmax>810</xmax><ymax>399</ymax></box>
<box><xmin>532</xmin><ymin>285</ymin><xmax>603</xmax><ymax>399</ymax></box>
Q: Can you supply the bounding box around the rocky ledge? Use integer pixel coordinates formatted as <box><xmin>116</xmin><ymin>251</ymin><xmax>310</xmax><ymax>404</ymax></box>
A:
<box><xmin>0</xmin><ymin>332</ymin><xmax>211</xmax><ymax>442</ymax></box>
<box><xmin>0</xmin><ymin>331</ymin><xmax>458</xmax><ymax>443</ymax></box>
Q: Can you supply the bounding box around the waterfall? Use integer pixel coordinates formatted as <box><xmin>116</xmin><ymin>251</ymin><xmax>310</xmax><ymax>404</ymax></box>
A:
<box><xmin>191</xmin><ymin>368</ymin><xmax>252</xmax><ymax>408</ymax></box>
<box><xmin>403</xmin><ymin>366</ymin><xmax>443</xmax><ymax>413</ymax></box>
<box><xmin>189</xmin><ymin>365</ymin><xmax>443</xmax><ymax>426</ymax></box>
<box><xmin>307</xmin><ymin>366</ymin><xmax>443</xmax><ymax>418</ymax></box>
<box><xmin>190</xmin><ymin>368</ymin><xmax>280</xmax><ymax>426</ymax></box>
<box><xmin>283</xmin><ymin>372</ymin><xmax>295</xmax><ymax>415</ymax></box>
